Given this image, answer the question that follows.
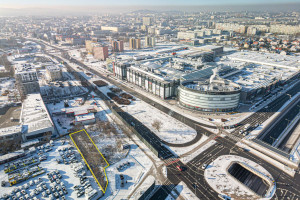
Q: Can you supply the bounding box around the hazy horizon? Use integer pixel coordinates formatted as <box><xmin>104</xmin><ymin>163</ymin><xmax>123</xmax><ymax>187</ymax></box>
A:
<box><xmin>0</xmin><ymin>2</ymin><xmax>299</xmax><ymax>16</ymax></box>
<box><xmin>1</xmin><ymin>0</ymin><xmax>300</xmax><ymax>7</ymax></box>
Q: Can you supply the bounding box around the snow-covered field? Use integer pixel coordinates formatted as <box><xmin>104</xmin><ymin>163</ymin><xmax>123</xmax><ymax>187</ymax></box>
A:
<box><xmin>94</xmin><ymin>81</ymin><xmax>198</xmax><ymax>145</ymax></box>
<box><xmin>123</xmin><ymin>98</ymin><xmax>197</xmax><ymax>144</ymax></box>
<box><xmin>103</xmin><ymin>143</ymin><xmax>153</xmax><ymax>199</ymax></box>
<box><xmin>165</xmin><ymin>181</ymin><xmax>199</xmax><ymax>200</ymax></box>
<box><xmin>0</xmin><ymin>78</ymin><xmax>15</xmax><ymax>95</ymax></box>
<box><xmin>204</xmin><ymin>155</ymin><xmax>276</xmax><ymax>200</ymax></box>
<box><xmin>168</xmin><ymin>135</ymin><xmax>209</xmax><ymax>157</ymax></box>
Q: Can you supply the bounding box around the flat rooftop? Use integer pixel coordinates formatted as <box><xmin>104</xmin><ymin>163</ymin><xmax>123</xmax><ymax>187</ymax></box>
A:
<box><xmin>0</xmin><ymin>106</ymin><xmax>21</xmax><ymax>129</ymax></box>
<box><xmin>46</xmin><ymin>65</ymin><xmax>61</xmax><ymax>72</ymax></box>
<box><xmin>15</xmin><ymin>64</ymin><xmax>37</xmax><ymax>74</ymax></box>
<box><xmin>227</xmin><ymin>51</ymin><xmax>300</xmax><ymax>69</ymax></box>
<box><xmin>21</xmin><ymin>93</ymin><xmax>53</xmax><ymax>133</ymax></box>
<box><xmin>0</xmin><ymin>125</ymin><xmax>22</xmax><ymax>137</ymax></box>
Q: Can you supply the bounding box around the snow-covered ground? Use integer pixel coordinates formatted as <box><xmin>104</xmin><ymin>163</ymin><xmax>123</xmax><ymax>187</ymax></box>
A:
<box><xmin>103</xmin><ymin>143</ymin><xmax>153</xmax><ymax>200</ymax></box>
<box><xmin>94</xmin><ymin>81</ymin><xmax>198</xmax><ymax>145</ymax></box>
<box><xmin>204</xmin><ymin>155</ymin><xmax>276</xmax><ymax>200</ymax></box>
<box><xmin>168</xmin><ymin>135</ymin><xmax>209</xmax><ymax>157</ymax></box>
<box><xmin>123</xmin><ymin>98</ymin><xmax>197</xmax><ymax>144</ymax></box>
<box><xmin>81</xmin><ymin>94</ymin><xmax>155</xmax><ymax>200</ymax></box>
<box><xmin>0</xmin><ymin>78</ymin><xmax>15</xmax><ymax>95</ymax></box>
<box><xmin>165</xmin><ymin>181</ymin><xmax>199</xmax><ymax>200</ymax></box>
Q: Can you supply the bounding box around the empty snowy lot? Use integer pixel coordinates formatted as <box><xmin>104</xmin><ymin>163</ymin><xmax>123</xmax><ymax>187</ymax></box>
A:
<box><xmin>123</xmin><ymin>98</ymin><xmax>197</xmax><ymax>144</ymax></box>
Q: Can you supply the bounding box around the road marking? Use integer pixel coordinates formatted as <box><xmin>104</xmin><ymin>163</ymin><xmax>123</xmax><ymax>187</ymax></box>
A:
<box><xmin>165</xmin><ymin>159</ymin><xmax>180</xmax><ymax>166</ymax></box>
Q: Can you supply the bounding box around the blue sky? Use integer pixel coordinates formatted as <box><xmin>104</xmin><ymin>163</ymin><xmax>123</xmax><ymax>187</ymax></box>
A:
<box><xmin>1</xmin><ymin>0</ymin><xmax>299</xmax><ymax>6</ymax></box>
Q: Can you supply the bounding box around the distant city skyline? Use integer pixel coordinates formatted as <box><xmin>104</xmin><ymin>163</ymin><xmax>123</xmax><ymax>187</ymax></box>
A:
<box><xmin>1</xmin><ymin>0</ymin><xmax>300</xmax><ymax>7</ymax></box>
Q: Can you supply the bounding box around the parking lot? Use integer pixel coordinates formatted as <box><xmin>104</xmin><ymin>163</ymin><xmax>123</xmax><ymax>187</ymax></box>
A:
<box><xmin>0</xmin><ymin>139</ymin><xmax>102</xmax><ymax>200</ymax></box>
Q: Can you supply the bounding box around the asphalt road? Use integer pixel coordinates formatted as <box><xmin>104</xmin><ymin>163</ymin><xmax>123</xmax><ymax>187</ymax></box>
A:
<box><xmin>258</xmin><ymin>98</ymin><xmax>300</xmax><ymax>146</ymax></box>
<box><xmin>156</xmin><ymin>135</ymin><xmax>300</xmax><ymax>200</ymax></box>
<box><xmin>226</xmin><ymin>80</ymin><xmax>300</xmax><ymax>142</ymax></box>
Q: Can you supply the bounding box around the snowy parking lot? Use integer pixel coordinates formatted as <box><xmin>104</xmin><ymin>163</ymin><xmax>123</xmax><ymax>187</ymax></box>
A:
<box><xmin>0</xmin><ymin>140</ymin><xmax>102</xmax><ymax>200</ymax></box>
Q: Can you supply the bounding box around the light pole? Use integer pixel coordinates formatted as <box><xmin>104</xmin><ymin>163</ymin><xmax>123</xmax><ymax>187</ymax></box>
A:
<box><xmin>270</xmin><ymin>136</ymin><xmax>276</xmax><ymax>145</ymax></box>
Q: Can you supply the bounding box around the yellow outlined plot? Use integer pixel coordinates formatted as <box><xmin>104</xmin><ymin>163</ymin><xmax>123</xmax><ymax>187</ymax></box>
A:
<box><xmin>69</xmin><ymin>129</ymin><xmax>109</xmax><ymax>193</ymax></box>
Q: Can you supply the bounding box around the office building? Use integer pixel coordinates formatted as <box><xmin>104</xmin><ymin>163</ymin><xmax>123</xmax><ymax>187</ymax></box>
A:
<box><xmin>85</xmin><ymin>40</ymin><xmax>95</xmax><ymax>53</ymax></box>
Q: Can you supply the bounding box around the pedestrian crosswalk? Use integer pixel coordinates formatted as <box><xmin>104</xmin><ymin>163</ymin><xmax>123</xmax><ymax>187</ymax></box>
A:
<box><xmin>162</xmin><ymin>179</ymin><xmax>176</xmax><ymax>192</ymax></box>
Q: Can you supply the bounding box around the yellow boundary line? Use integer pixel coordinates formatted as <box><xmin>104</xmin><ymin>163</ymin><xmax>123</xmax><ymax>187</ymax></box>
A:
<box><xmin>69</xmin><ymin>129</ymin><xmax>109</xmax><ymax>193</ymax></box>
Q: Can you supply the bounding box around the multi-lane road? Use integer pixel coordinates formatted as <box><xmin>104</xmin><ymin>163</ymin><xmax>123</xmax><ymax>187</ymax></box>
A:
<box><xmin>31</xmin><ymin>38</ymin><xmax>300</xmax><ymax>199</ymax></box>
<box><xmin>153</xmin><ymin>134</ymin><xmax>300</xmax><ymax>200</ymax></box>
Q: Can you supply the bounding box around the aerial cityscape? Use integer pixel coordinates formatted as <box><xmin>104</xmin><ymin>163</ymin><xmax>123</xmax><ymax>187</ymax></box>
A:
<box><xmin>0</xmin><ymin>0</ymin><xmax>300</xmax><ymax>199</ymax></box>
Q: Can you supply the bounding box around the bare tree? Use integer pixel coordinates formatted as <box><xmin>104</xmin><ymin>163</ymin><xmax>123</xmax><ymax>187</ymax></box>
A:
<box><xmin>152</xmin><ymin>120</ymin><xmax>162</xmax><ymax>132</ymax></box>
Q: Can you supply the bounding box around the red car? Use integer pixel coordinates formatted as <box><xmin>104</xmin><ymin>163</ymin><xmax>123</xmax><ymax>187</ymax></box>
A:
<box><xmin>176</xmin><ymin>165</ymin><xmax>186</xmax><ymax>171</ymax></box>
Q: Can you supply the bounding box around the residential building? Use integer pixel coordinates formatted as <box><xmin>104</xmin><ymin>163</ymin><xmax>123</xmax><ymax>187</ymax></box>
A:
<box><xmin>143</xmin><ymin>17</ymin><xmax>152</xmax><ymax>26</ymax></box>
<box><xmin>15</xmin><ymin>64</ymin><xmax>40</xmax><ymax>98</ymax></box>
<box><xmin>111</xmin><ymin>40</ymin><xmax>124</xmax><ymax>52</ymax></box>
<box><xmin>145</xmin><ymin>36</ymin><xmax>156</xmax><ymax>47</ymax></box>
<box><xmin>129</xmin><ymin>38</ymin><xmax>141</xmax><ymax>49</ymax></box>
<box><xmin>46</xmin><ymin>65</ymin><xmax>62</xmax><ymax>81</ymax></box>
<box><xmin>93</xmin><ymin>45</ymin><xmax>109</xmax><ymax>60</ymax></box>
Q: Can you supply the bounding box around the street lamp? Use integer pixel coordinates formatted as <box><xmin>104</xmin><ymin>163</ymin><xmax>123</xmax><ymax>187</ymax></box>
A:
<box><xmin>270</xmin><ymin>136</ymin><xmax>276</xmax><ymax>145</ymax></box>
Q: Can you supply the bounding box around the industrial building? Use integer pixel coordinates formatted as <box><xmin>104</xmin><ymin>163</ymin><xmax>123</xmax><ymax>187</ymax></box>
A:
<box><xmin>20</xmin><ymin>93</ymin><xmax>55</xmax><ymax>142</ymax></box>
<box><xmin>15</xmin><ymin>64</ymin><xmax>40</xmax><ymax>98</ymax></box>
<box><xmin>0</xmin><ymin>125</ymin><xmax>23</xmax><ymax>154</ymax></box>
<box><xmin>178</xmin><ymin>69</ymin><xmax>242</xmax><ymax>112</ymax></box>
<box><xmin>46</xmin><ymin>65</ymin><xmax>62</xmax><ymax>82</ymax></box>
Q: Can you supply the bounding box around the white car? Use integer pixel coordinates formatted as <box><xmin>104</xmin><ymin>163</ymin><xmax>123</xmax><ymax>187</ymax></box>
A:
<box><xmin>202</xmin><ymin>164</ymin><xmax>207</xmax><ymax>169</ymax></box>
